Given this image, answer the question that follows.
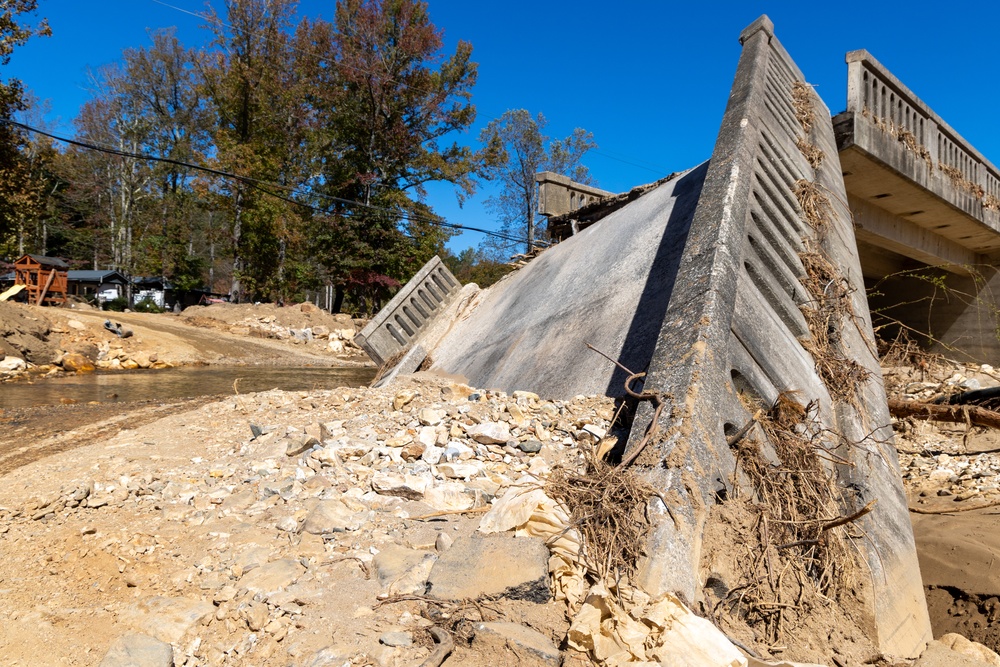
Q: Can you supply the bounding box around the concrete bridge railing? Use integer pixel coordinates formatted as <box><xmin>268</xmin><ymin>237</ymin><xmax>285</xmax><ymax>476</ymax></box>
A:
<box><xmin>845</xmin><ymin>49</ymin><xmax>1000</xmax><ymax>218</ymax></box>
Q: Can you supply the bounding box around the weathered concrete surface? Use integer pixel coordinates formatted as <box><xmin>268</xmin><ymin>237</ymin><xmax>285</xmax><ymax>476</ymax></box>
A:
<box><xmin>621</xmin><ymin>15</ymin><xmax>930</xmax><ymax>658</ymax></box>
<box><xmin>428</xmin><ymin>162</ymin><xmax>707</xmax><ymax>399</ymax></box>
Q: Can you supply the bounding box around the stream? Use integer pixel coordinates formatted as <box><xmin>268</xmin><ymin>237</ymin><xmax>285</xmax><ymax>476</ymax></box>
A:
<box><xmin>0</xmin><ymin>365</ymin><xmax>376</xmax><ymax>409</ymax></box>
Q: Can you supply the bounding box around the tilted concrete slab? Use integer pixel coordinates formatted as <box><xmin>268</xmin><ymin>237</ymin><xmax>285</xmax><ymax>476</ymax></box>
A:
<box><xmin>428</xmin><ymin>163</ymin><xmax>707</xmax><ymax>399</ymax></box>
<box><xmin>625</xmin><ymin>17</ymin><xmax>930</xmax><ymax>657</ymax></box>
<box><xmin>400</xmin><ymin>15</ymin><xmax>931</xmax><ymax>660</ymax></box>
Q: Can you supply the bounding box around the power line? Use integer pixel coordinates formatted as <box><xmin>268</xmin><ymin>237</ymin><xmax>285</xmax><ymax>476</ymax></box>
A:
<box><xmin>2</xmin><ymin>118</ymin><xmax>525</xmax><ymax>245</ymax></box>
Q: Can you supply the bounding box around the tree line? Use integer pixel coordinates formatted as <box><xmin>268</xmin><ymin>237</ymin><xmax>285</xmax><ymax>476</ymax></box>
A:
<box><xmin>0</xmin><ymin>0</ymin><xmax>596</xmax><ymax>313</ymax></box>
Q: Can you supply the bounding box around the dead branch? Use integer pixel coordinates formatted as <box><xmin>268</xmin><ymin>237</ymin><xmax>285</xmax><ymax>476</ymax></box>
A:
<box><xmin>419</xmin><ymin>627</ymin><xmax>454</xmax><ymax>667</ymax></box>
<box><xmin>820</xmin><ymin>499</ymin><xmax>876</xmax><ymax>532</ymax></box>
<box><xmin>409</xmin><ymin>506</ymin><xmax>491</xmax><ymax>521</ymax></box>
<box><xmin>888</xmin><ymin>399</ymin><xmax>1000</xmax><ymax>430</ymax></box>
<box><xmin>909</xmin><ymin>498</ymin><xmax>1000</xmax><ymax>515</ymax></box>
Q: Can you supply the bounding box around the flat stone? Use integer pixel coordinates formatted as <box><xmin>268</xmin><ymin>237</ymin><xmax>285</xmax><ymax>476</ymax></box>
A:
<box><xmin>474</xmin><ymin>622</ymin><xmax>560</xmax><ymax>666</ymax></box>
<box><xmin>426</xmin><ymin>534</ymin><xmax>549</xmax><ymax>602</ymax></box>
<box><xmin>129</xmin><ymin>597</ymin><xmax>215</xmax><ymax>643</ymax></box>
<box><xmin>302</xmin><ymin>499</ymin><xmax>363</xmax><ymax>534</ymax></box>
<box><xmin>436</xmin><ymin>462</ymin><xmax>482</xmax><ymax>479</ymax></box>
<box><xmin>518</xmin><ymin>440</ymin><xmax>543</xmax><ymax>453</ymax></box>
<box><xmin>286</xmin><ymin>435</ymin><xmax>320</xmax><ymax>457</ymax></box>
<box><xmin>419</xmin><ymin>408</ymin><xmax>447</xmax><ymax>426</ymax></box>
<box><xmin>372</xmin><ymin>472</ymin><xmax>427</xmax><ymax>500</ymax></box>
<box><xmin>379</xmin><ymin>631</ymin><xmax>413</xmax><ymax>647</ymax></box>
<box><xmin>423</xmin><ymin>482</ymin><xmax>475</xmax><ymax>512</ymax></box>
<box><xmin>373</xmin><ymin>543</ymin><xmax>437</xmax><ymax>595</ymax></box>
<box><xmin>239</xmin><ymin>559</ymin><xmax>305</xmax><ymax>600</ymax></box>
<box><xmin>400</xmin><ymin>442</ymin><xmax>426</xmax><ymax>461</ymax></box>
<box><xmin>99</xmin><ymin>633</ymin><xmax>173</xmax><ymax>667</ymax></box>
<box><xmin>0</xmin><ymin>356</ymin><xmax>26</xmax><ymax>372</ymax></box>
<box><xmin>466</xmin><ymin>422</ymin><xmax>511</xmax><ymax>445</ymax></box>
<box><xmin>67</xmin><ymin>319</ymin><xmax>86</xmax><ymax>330</ymax></box>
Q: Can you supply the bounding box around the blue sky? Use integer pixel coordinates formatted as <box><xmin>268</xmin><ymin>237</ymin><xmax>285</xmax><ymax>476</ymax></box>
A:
<box><xmin>8</xmin><ymin>0</ymin><xmax>1000</xmax><ymax>253</ymax></box>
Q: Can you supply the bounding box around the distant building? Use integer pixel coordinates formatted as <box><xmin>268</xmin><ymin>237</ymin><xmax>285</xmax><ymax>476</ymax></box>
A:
<box><xmin>67</xmin><ymin>270</ymin><xmax>128</xmax><ymax>304</ymax></box>
<box><xmin>13</xmin><ymin>254</ymin><xmax>68</xmax><ymax>306</ymax></box>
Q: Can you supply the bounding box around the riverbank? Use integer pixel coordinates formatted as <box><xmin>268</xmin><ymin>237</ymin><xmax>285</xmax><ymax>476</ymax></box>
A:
<box><xmin>0</xmin><ymin>300</ymin><xmax>374</xmax><ymax>383</ymax></box>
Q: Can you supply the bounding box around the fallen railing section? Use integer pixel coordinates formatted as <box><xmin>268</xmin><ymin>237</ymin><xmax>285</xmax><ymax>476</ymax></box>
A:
<box><xmin>354</xmin><ymin>256</ymin><xmax>461</xmax><ymax>366</ymax></box>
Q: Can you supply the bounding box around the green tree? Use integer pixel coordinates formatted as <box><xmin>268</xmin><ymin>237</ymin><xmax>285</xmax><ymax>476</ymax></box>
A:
<box><xmin>201</xmin><ymin>0</ymin><xmax>311</xmax><ymax>302</ymax></box>
<box><xmin>0</xmin><ymin>0</ymin><xmax>49</xmax><ymax>253</ymax></box>
<box><xmin>298</xmin><ymin>0</ymin><xmax>478</xmax><ymax>311</ymax></box>
<box><xmin>478</xmin><ymin>109</ymin><xmax>596</xmax><ymax>257</ymax></box>
<box><xmin>122</xmin><ymin>29</ymin><xmax>212</xmax><ymax>284</ymax></box>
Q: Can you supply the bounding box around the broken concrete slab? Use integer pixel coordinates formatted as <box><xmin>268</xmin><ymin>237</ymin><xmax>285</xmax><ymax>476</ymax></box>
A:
<box><xmin>425</xmin><ymin>534</ymin><xmax>549</xmax><ymax>602</ymax></box>
<box><xmin>99</xmin><ymin>633</ymin><xmax>173</xmax><ymax>667</ymax></box>
<box><xmin>355</xmin><ymin>256</ymin><xmax>462</xmax><ymax>366</ymax></box>
<box><xmin>622</xmin><ymin>15</ymin><xmax>930</xmax><ymax>658</ymax></box>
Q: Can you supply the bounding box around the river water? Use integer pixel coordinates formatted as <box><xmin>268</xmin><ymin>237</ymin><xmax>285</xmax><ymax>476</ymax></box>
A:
<box><xmin>0</xmin><ymin>365</ymin><xmax>376</xmax><ymax>409</ymax></box>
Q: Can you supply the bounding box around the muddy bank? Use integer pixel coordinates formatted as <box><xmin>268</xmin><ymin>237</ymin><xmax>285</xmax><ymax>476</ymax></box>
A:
<box><xmin>0</xmin><ymin>301</ymin><xmax>374</xmax><ymax>384</ymax></box>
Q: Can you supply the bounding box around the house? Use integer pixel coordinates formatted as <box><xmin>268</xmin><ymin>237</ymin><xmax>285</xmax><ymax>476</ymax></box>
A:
<box><xmin>67</xmin><ymin>270</ymin><xmax>129</xmax><ymax>304</ymax></box>
<box><xmin>13</xmin><ymin>254</ymin><xmax>68</xmax><ymax>306</ymax></box>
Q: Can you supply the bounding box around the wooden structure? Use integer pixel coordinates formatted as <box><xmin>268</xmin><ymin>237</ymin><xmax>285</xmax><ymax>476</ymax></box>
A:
<box><xmin>14</xmin><ymin>254</ymin><xmax>68</xmax><ymax>306</ymax></box>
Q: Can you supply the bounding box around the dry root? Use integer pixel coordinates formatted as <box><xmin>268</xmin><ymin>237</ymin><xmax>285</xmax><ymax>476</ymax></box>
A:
<box><xmin>861</xmin><ymin>107</ymin><xmax>933</xmax><ymax>168</ymax></box>
<box><xmin>793</xmin><ymin>179</ymin><xmax>832</xmax><ymax>235</ymax></box>
<box><xmin>546</xmin><ymin>452</ymin><xmax>654</xmax><ymax>583</ymax></box>
<box><xmin>722</xmin><ymin>393</ymin><xmax>863</xmax><ymax>645</ymax></box>
<box><xmin>799</xmin><ymin>244</ymin><xmax>871</xmax><ymax>407</ymax></box>
<box><xmin>795</xmin><ymin>137</ymin><xmax>824</xmax><ymax>170</ymax></box>
<box><xmin>791</xmin><ymin>82</ymin><xmax>816</xmax><ymax>132</ymax></box>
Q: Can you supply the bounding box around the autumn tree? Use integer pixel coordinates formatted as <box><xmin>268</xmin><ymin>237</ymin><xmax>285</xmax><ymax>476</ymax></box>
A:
<box><xmin>200</xmin><ymin>0</ymin><xmax>313</xmax><ymax>302</ymax></box>
<box><xmin>478</xmin><ymin>109</ymin><xmax>596</xmax><ymax>257</ymax></box>
<box><xmin>121</xmin><ymin>29</ymin><xmax>212</xmax><ymax>282</ymax></box>
<box><xmin>0</xmin><ymin>0</ymin><xmax>49</xmax><ymax>253</ymax></box>
<box><xmin>298</xmin><ymin>0</ymin><xmax>478</xmax><ymax>312</ymax></box>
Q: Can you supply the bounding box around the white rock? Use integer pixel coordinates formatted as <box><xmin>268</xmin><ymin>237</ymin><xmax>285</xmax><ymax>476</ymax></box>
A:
<box><xmin>419</xmin><ymin>408</ymin><xmax>447</xmax><ymax>426</ymax></box>
<box><xmin>423</xmin><ymin>483</ymin><xmax>475</xmax><ymax>512</ymax></box>
<box><xmin>466</xmin><ymin>422</ymin><xmax>511</xmax><ymax>445</ymax></box>
<box><xmin>372</xmin><ymin>472</ymin><xmax>428</xmax><ymax>500</ymax></box>
<box><xmin>421</xmin><ymin>446</ymin><xmax>445</xmax><ymax>465</ymax></box>
<box><xmin>437</xmin><ymin>462</ymin><xmax>482</xmax><ymax>479</ymax></box>
<box><xmin>443</xmin><ymin>441</ymin><xmax>475</xmax><ymax>461</ymax></box>
<box><xmin>417</xmin><ymin>426</ymin><xmax>438</xmax><ymax>448</ymax></box>
<box><xmin>0</xmin><ymin>356</ymin><xmax>26</xmax><ymax>372</ymax></box>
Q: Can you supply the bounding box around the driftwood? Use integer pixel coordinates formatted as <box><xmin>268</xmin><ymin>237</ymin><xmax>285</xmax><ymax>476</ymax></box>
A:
<box><xmin>888</xmin><ymin>399</ymin><xmax>1000</xmax><ymax>430</ymax></box>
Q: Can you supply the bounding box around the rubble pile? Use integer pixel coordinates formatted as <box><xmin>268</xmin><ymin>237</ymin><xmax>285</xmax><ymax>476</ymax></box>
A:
<box><xmin>225</xmin><ymin>316</ymin><xmax>360</xmax><ymax>355</ymax></box>
<box><xmin>0</xmin><ymin>375</ymin><xmax>616</xmax><ymax>666</ymax></box>
<box><xmin>884</xmin><ymin>359</ymin><xmax>1000</xmax><ymax>505</ymax></box>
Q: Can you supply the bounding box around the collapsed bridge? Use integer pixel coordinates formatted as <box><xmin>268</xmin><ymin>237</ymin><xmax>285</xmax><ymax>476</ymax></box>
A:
<box><xmin>355</xmin><ymin>15</ymin><xmax>1000</xmax><ymax>660</ymax></box>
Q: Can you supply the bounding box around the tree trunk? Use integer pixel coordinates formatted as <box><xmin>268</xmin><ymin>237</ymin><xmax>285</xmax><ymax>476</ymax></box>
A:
<box><xmin>231</xmin><ymin>189</ymin><xmax>244</xmax><ymax>303</ymax></box>
<box><xmin>333</xmin><ymin>284</ymin><xmax>345</xmax><ymax>314</ymax></box>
